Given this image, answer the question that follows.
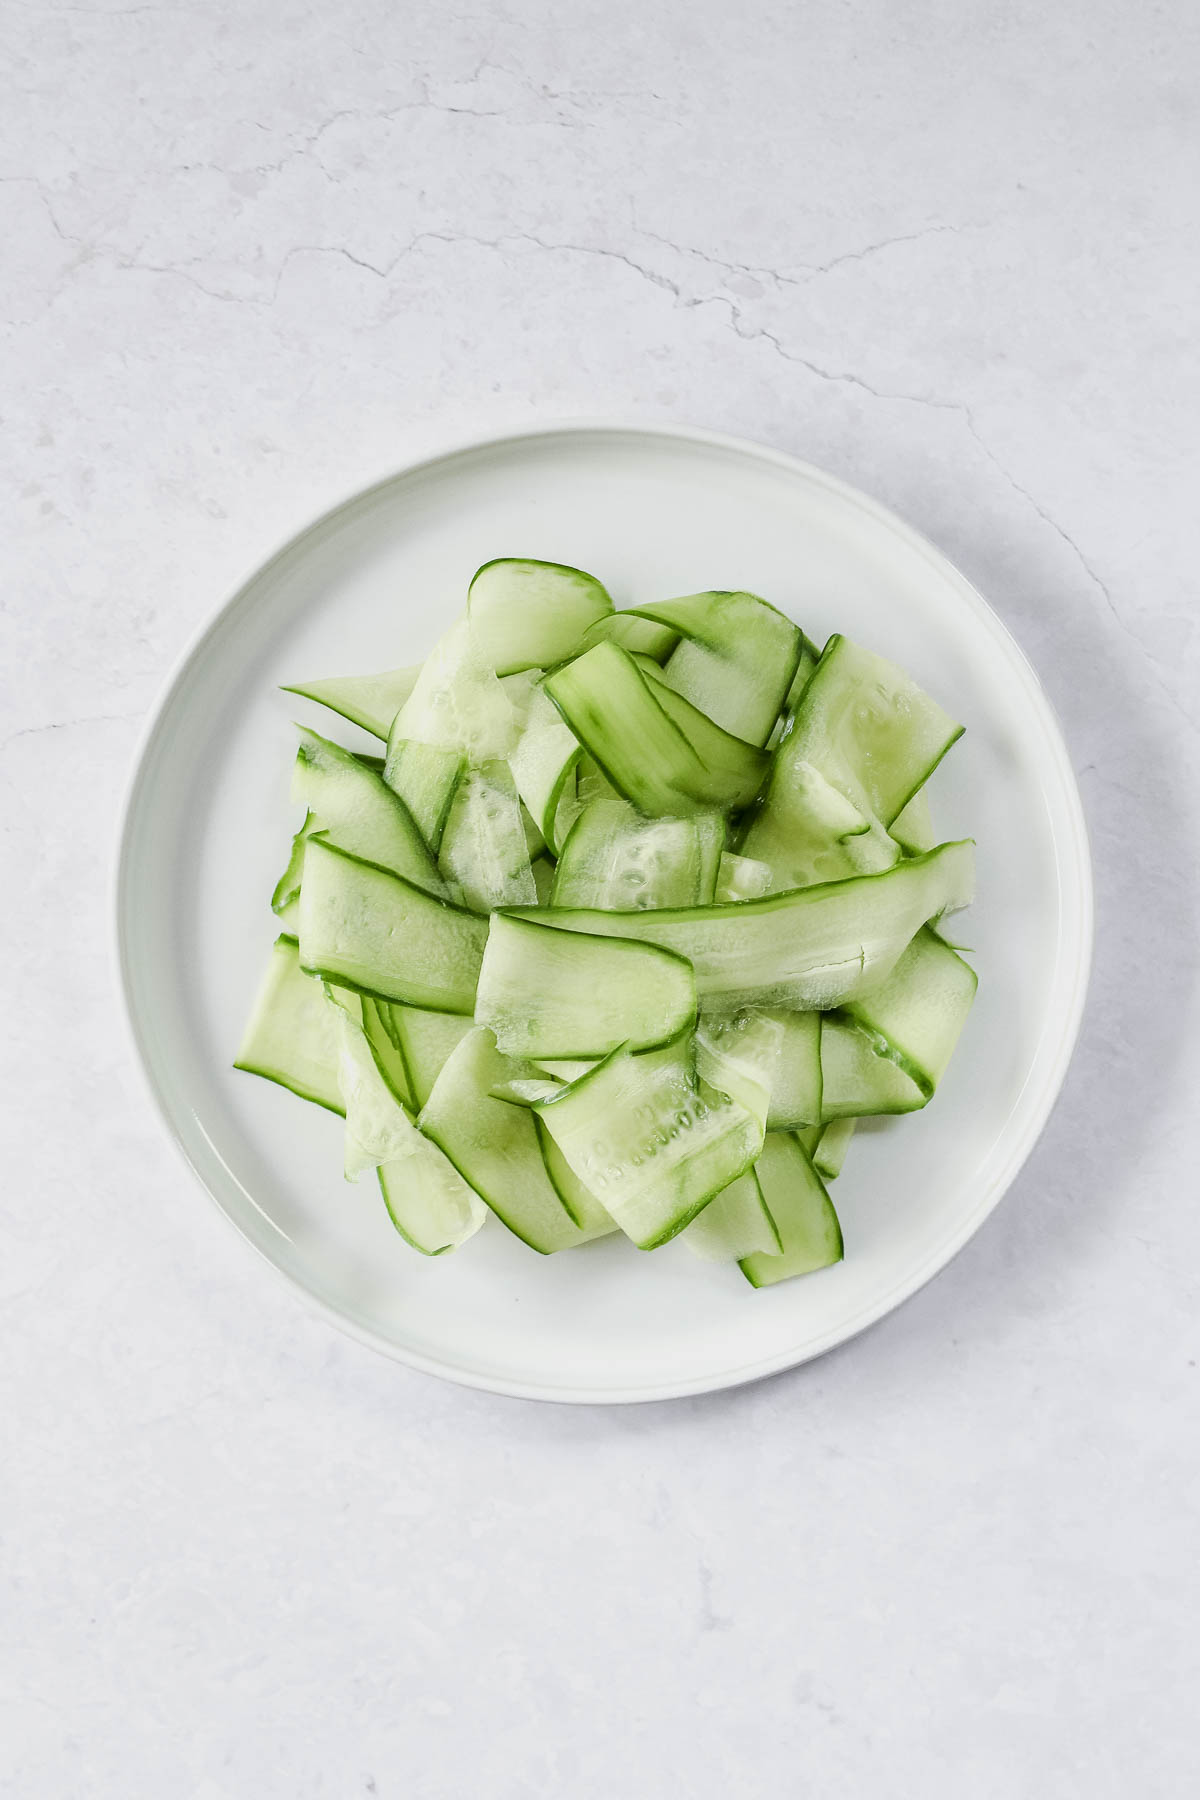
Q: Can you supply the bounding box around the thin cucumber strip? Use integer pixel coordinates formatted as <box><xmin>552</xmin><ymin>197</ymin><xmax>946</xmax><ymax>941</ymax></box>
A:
<box><xmin>360</xmin><ymin>995</ymin><xmax>415</xmax><ymax>1109</ymax></box>
<box><xmin>382</xmin><ymin>735</ymin><xmax>464</xmax><ymax>855</ymax></box>
<box><xmin>386</xmin><ymin>1004</ymin><xmax>474</xmax><ymax>1110</ymax></box>
<box><xmin>530</xmin><ymin>856</ymin><xmax>555</xmax><ymax>904</ymax></box>
<box><xmin>298</xmin><ymin>838</ymin><xmax>487</xmax><ymax>1012</ymax></box>
<box><xmin>580</xmin><ymin>612</ymin><xmax>679</xmax><ymax>661</ymax></box>
<box><xmin>475</xmin><ymin>912</ymin><xmax>696</xmax><ymax>1059</ymax></box>
<box><xmin>535</xmin><ymin>1118</ymin><xmax>619</xmax><ymax>1237</ymax></box>
<box><xmin>507</xmin><ymin>683</ymin><xmax>583</xmax><ymax>851</ymax></box>
<box><xmin>467</xmin><ymin>558</ymin><xmax>613</xmax><ymax>674</ymax></box>
<box><xmin>534</xmin><ymin>1058</ymin><xmax>598</xmax><ymax>1082</ymax></box>
<box><xmin>544</xmin><ymin>642</ymin><xmax>768</xmax><ymax>817</ymax></box>
<box><xmin>820</xmin><ymin>1016</ymin><xmax>925</xmax><ymax>1118</ymax></box>
<box><xmin>508</xmin><ymin>840</ymin><xmax>976</xmax><ymax>1014</ymax></box>
<box><xmin>765</xmin><ymin>636</ymin><xmax>821</xmax><ymax>751</ymax></box>
<box><xmin>840</xmin><ymin>924</ymin><xmax>977</xmax><ymax>1099</ymax></box>
<box><xmin>740</xmin><ymin>1133</ymin><xmax>843</xmax><ymax>1288</ymax></box>
<box><xmin>292</xmin><ymin>725</ymin><xmax>445</xmax><ymax>895</ymax></box>
<box><xmin>778</xmin><ymin>633</ymin><xmax>962</xmax><ymax>829</ymax></box>
<box><xmin>274</xmin><ymin>891</ymin><xmax>301</xmax><ymax>931</ymax></box>
<box><xmin>760</xmin><ymin>1008</ymin><xmax>823</xmax><ymax>1129</ymax></box>
<box><xmin>551</xmin><ymin>799</ymin><xmax>724</xmax><ymax>909</ymax></box>
<box><xmin>419</xmin><ymin>1028</ymin><xmax>606</xmax><ymax>1253</ymax></box>
<box><xmin>281</xmin><ymin>665</ymin><xmax>419</xmax><ymax>740</ymax></box>
<box><xmin>890</xmin><ymin>787</ymin><xmax>936</xmax><ymax>855</ymax></box>
<box><xmin>695</xmin><ymin>1007</ymin><xmax>822</xmax><ymax>1132</ymax></box>
<box><xmin>326</xmin><ymin>1000</ymin><xmax>486</xmax><ymax>1251</ymax></box>
<box><xmin>694</xmin><ymin>1010</ymin><xmax>784</xmax><ymax>1129</ymax></box>
<box><xmin>637</xmin><ymin>665</ymin><xmax>774</xmax><ymax>798</ymax></box>
<box><xmin>534</xmin><ymin>1032</ymin><xmax>762</xmax><ymax>1250</ymax></box>
<box><xmin>234</xmin><ymin>934</ymin><xmax>345</xmax><ymax>1114</ymax></box>
<box><xmin>519</xmin><ymin>801</ymin><xmax>546</xmax><ymax>862</ymax></box>
<box><xmin>271</xmin><ymin>809</ymin><xmax>318</xmax><ymax>916</ymax></box>
<box><xmin>681</xmin><ymin>1169</ymin><xmax>781</xmax><ymax>1263</ymax></box>
<box><xmin>812</xmin><ymin>1117</ymin><xmax>855</xmax><ymax>1180</ymax></box>
<box><xmin>391</xmin><ymin>616</ymin><xmax>520</xmax><ymax>761</ymax></box>
<box><xmin>626</xmin><ymin>590</ymin><xmax>802</xmax><ymax>746</ymax></box>
<box><xmin>437</xmin><ymin>760</ymin><xmax>538</xmax><ymax>913</ymax></box>
<box><xmin>714</xmin><ymin>851</ymin><xmax>773</xmax><ymax>903</ymax></box>
<box><xmin>738</xmin><ymin>756</ymin><xmax>899</xmax><ymax>894</ymax></box>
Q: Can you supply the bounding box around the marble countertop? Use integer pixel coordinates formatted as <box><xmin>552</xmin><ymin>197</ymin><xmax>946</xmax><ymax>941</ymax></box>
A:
<box><xmin>5</xmin><ymin>3</ymin><xmax>1198</xmax><ymax>1794</ymax></box>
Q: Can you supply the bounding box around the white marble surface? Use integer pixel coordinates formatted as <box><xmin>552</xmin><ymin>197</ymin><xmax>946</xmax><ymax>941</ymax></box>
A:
<box><xmin>4</xmin><ymin>2</ymin><xmax>1198</xmax><ymax>1793</ymax></box>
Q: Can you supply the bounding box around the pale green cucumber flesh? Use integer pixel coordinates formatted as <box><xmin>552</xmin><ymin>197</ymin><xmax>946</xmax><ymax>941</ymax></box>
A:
<box><xmin>812</xmin><ymin>1116</ymin><xmax>856</xmax><ymax>1180</ymax></box>
<box><xmin>475</xmin><ymin>912</ymin><xmax>696</xmax><ymax>1059</ymax></box>
<box><xmin>293</xmin><ymin>724</ymin><xmax>445</xmax><ymax>894</ymax></box>
<box><xmin>819</xmin><ymin>1016</ymin><xmax>925</xmax><ymax>1118</ymax></box>
<box><xmin>281</xmin><ymin>665</ymin><xmax>420</xmax><ymax>740</ymax></box>
<box><xmin>625</xmin><ymin>590</ymin><xmax>802</xmax><ymax>746</ymax></box>
<box><xmin>507</xmin><ymin>840</ymin><xmax>975</xmax><ymax>1014</ymax></box>
<box><xmin>419</xmin><ymin>1028</ymin><xmax>599</xmax><ymax>1253</ymax></box>
<box><xmin>437</xmin><ymin>760</ymin><xmax>538</xmax><ymax>913</ymax></box>
<box><xmin>681</xmin><ymin>1168</ymin><xmax>781</xmax><ymax>1262</ymax></box>
<box><xmin>386</xmin><ymin>1003</ymin><xmax>474</xmax><ymax>1110</ymax></box>
<box><xmin>740</xmin><ymin>1133</ymin><xmax>843</xmax><ymax>1287</ymax></box>
<box><xmin>298</xmin><ymin>838</ymin><xmax>487</xmax><ymax>1013</ymax></box>
<box><xmin>551</xmin><ymin>798</ymin><xmax>724</xmax><ymax>909</ymax></box>
<box><xmin>382</xmin><ymin>735</ymin><xmax>464</xmax><ymax>855</ymax></box>
<box><xmin>543</xmin><ymin>642</ymin><xmax>768</xmax><ymax>817</ymax></box>
<box><xmin>534</xmin><ymin>1033</ymin><xmax>762</xmax><ymax>1250</ymax></box>
<box><xmin>234</xmin><ymin>934</ymin><xmax>346</xmax><ymax>1114</ymax></box>
<box><xmin>467</xmin><ymin>558</ymin><xmax>613</xmax><ymax>674</ymax></box>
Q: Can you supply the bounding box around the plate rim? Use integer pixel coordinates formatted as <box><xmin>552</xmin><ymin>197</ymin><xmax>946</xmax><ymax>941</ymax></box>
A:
<box><xmin>113</xmin><ymin>417</ymin><xmax>1094</xmax><ymax>1404</ymax></box>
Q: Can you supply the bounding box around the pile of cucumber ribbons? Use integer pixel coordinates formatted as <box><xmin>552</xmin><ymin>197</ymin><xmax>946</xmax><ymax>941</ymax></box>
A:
<box><xmin>237</xmin><ymin>559</ymin><xmax>976</xmax><ymax>1289</ymax></box>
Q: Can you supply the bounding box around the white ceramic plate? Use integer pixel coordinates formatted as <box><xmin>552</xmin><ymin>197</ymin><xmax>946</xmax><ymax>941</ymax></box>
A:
<box><xmin>116</xmin><ymin>423</ymin><xmax>1092</xmax><ymax>1402</ymax></box>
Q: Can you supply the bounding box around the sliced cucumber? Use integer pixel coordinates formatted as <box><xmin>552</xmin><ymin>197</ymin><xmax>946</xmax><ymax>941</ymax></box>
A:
<box><xmin>382</xmin><ymin>735</ymin><xmax>464</xmax><ymax>855</ymax></box>
<box><xmin>360</xmin><ymin>994</ymin><xmax>415</xmax><ymax>1108</ymax></box>
<box><xmin>298</xmin><ymin>838</ymin><xmax>487</xmax><ymax>1012</ymax></box>
<box><xmin>419</xmin><ymin>1028</ymin><xmax>608</xmax><ymax>1252</ymax></box>
<box><xmin>694</xmin><ymin>1009</ymin><xmax>783</xmax><ymax>1128</ymax></box>
<box><xmin>506</xmin><ymin>683</ymin><xmax>582</xmax><ymax>853</ymax></box>
<box><xmin>324</xmin><ymin>999</ymin><xmax>487</xmax><ymax>1250</ymax></box>
<box><xmin>551</xmin><ymin>799</ymin><xmax>724</xmax><ymax>910</ymax></box>
<box><xmin>695</xmin><ymin>1007</ymin><xmax>821</xmax><ymax>1131</ymax></box>
<box><xmin>534</xmin><ymin>1032</ymin><xmax>762</xmax><ymax>1249</ymax></box>
<box><xmin>475</xmin><ymin>912</ymin><xmax>696</xmax><ymax>1059</ymax></box>
<box><xmin>626</xmin><ymin>590</ymin><xmax>802</xmax><ymax>746</ymax></box>
<box><xmin>293</xmin><ymin>725</ymin><xmax>445</xmax><ymax>895</ymax></box>
<box><xmin>580</xmin><ymin>612</ymin><xmax>679</xmax><ymax>661</ymax></box>
<box><xmin>281</xmin><ymin>665</ymin><xmax>419</xmax><ymax>740</ymax></box>
<box><xmin>437</xmin><ymin>760</ymin><xmax>538</xmax><ymax>913</ymax></box>
<box><xmin>890</xmin><ymin>787</ymin><xmax>936</xmax><ymax>855</ymax></box>
<box><xmin>271</xmin><ymin>809</ymin><xmax>318</xmax><ymax>916</ymax></box>
<box><xmin>530</xmin><ymin>856</ymin><xmax>555</xmax><ymax>904</ymax></box>
<box><xmin>386</xmin><ymin>1004</ymin><xmax>473</xmax><ymax>1109</ymax></box>
<box><xmin>812</xmin><ymin>1116</ymin><xmax>855</xmax><ymax>1180</ymax></box>
<box><xmin>840</xmin><ymin>924</ymin><xmax>977</xmax><ymax>1099</ymax></box>
<box><xmin>778</xmin><ymin>633</ymin><xmax>962</xmax><ymax>829</ymax></box>
<box><xmin>740</xmin><ymin>1132</ymin><xmax>843</xmax><ymax>1288</ymax></box>
<box><xmin>820</xmin><ymin>1016</ymin><xmax>925</xmax><ymax>1117</ymax></box>
<box><xmin>738</xmin><ymin>756</ymin><xmax>898</xmax><ymax>893</ymax></box>
<box><xmin>681</xmin><ymin>1168</ymin><xmax>781</xmax><ymax>1263</ymax></box>
<box><xmin>509</xmin><ymin>840</ymin><xmax>975</xmax><ymax>1014</ymax></box>
<box><xmin>535</xmin><ymin>1119</ymin><xmax>619</xmax><ymax>1237</ymax></box>
<box><xmin>467</xmin><ymin>558</ymin><xmax>613</xmax><ymax>674</ymax></box>
<box><xmin>235</xmin><ymin>934</ymin><xmax>345</xmax><ymax>1114</ymax></box>
<box><xmin>543</xmin><ymin>642</ymin><xmax>768</xmax><ymax>817</ymax></box>
<box><xmin>714</xmin><ymin>851</ymin><xmax>773</xmax><ymax>903</ymax></box>
<box><xmin>391</xmin><ymin>616</ymin><xmax>519</xmax><ymax>761</ymax></box>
